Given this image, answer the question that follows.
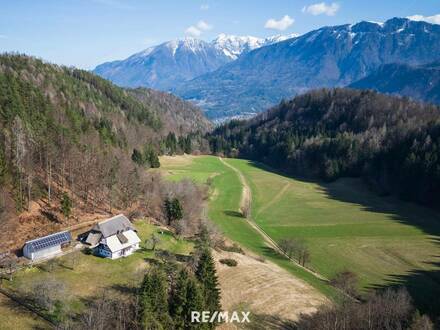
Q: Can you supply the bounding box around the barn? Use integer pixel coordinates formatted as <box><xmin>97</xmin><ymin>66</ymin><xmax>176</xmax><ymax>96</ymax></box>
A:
<box><xmin>23</xmin><ymin>231</ymin><xmax>72</xmax><ymax>261</ymax></box>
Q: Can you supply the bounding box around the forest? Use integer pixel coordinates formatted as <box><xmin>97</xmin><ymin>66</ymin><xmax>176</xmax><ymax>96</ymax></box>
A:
<box><xmin>208</xmin><ymin>89</ymin><xmax>440</xmax><ymax>208</ymax></box>
<box><xmin>0</xmin><ymin>54</ymin><xmax>210</xmax><ymax>251</ymax></box>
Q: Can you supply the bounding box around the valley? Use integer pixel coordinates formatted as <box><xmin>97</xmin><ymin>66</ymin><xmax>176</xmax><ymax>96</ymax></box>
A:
<box><xmin>2</xmin><ymin>3</ymin><xmax>440</xmax><ymax>328</ymax></box>
<box><xmin>160</xmin><ymin>155</ymin><xmax>440</xmax><ymax>316</ymax></box>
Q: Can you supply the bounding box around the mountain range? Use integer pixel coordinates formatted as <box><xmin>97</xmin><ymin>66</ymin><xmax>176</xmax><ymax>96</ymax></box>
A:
<box><xmin>94</xmin><ymin>17</ymin><xmax>440</xmax><ymax>121</ymax></box>
<box><xmin>93</xmin><ymin>34</ymin><xmax>297</xmax><ymax>91</ymax></box>
<box><xmin>174</xmin><ymin>17</ymin><xmax>440</xmax><ymax>120</ymax></box>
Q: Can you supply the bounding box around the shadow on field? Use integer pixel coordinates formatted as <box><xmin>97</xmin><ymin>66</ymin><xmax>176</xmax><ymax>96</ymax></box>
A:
<box><xmin>224</xmin><ymin>210</ymin><xmax>244</xmax><ymax>218</ymax></box>
<box><xmin>246</xmin><ymin>160</ymin><xmax>440</xmax><ymax>318</ymax></box>
<box><xmin>244</xmin><ymin>313</ymin><xmax>296</xmax><ymax>330</ymax></box>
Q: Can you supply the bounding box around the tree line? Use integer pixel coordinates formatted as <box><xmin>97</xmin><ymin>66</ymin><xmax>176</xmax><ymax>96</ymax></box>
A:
<box><xmin>208</xmin><ymin>89</ymin><xmax>440</xmax><ymax>209</ymax></box>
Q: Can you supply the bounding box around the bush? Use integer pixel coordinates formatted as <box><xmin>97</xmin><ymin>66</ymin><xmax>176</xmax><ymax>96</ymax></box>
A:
<box><xmin>219</xmin><ymin>258</ymin><xmax>238</xmax><ymax>267</ymax></box>
<box><xmin>219</xmin><ymin>242</ymin><xmax>244</xmax><ymax>254</ymax></box>
<box><xmin>330</xmin><ymin>270</ymin><xmax>359</xmax><ymax>297</ymax></box>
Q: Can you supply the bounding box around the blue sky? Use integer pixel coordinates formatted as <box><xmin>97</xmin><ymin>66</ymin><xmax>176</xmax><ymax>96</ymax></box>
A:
<box><xmin>0</xmin><ymin>0</ymin><xmax>439</xmax><ymax>69</ymax></box>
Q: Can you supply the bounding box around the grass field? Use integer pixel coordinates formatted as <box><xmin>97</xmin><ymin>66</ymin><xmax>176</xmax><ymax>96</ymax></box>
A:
<box><xmin>160</xmin><ymin>156</ymin><xmax>339</xmax><ymax>300</ymax></box>
<box><xmin>0</xmin><ymin>221</ymin><xmax>193</xmax><ymax>327</ymax></box>
<box><xmin>160</xmin><ymin>155</ymin><xmax>440</xmax><ymax>314</ymax></box>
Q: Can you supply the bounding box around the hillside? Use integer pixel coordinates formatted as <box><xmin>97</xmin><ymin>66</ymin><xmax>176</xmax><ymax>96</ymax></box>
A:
<box><xmin>208</xmin><ymin>88</ymin><xmax>440</xmax><ymax>208</ymax></box>
<box><xmin>175</xmin><ymin>18</ymin><xmax>440</xmax><ymax>120</ymax></box>
<box><xmin>0</xmin><ymin>54</ymin><xmax>209</xmax><ymax>251</ymax></box>
<box><xmin>350</xmin><ymin>61</ymin><xmax>440</xmax><ymax>104</ymax></box>
<box><xmin>128</xmin><ymin>88</ymin><xmax>212</xmax><ymax>135</ymax></box>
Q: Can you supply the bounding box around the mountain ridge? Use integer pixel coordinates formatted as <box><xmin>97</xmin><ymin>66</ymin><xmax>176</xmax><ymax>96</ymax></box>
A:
<box><xmin>174</xmin><ymin>17</ymin><xmax>440</xmax><ymax>120</ymax></box>
<box><xmin>349</xmin><ymin>61</ymin><xmax>440</xmax><ymax>104</ymax></box>
<box><xmin>93</xmin><ymin>33</ymin><xmax>299</xmax><ymax>91</ymax></box>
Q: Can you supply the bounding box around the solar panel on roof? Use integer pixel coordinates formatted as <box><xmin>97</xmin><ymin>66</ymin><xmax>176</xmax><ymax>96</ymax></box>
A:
<box><xmin>26</xmin><ymin>231</ymin><xmax>72</xmax><ymax>253</ymax></box>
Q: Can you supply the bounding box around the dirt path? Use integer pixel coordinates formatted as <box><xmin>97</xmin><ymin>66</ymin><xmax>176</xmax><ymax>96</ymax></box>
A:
<box><xmin>218</xmin><ymin>157</ymin><xmax>328</xmax><ymax>282</ymax></box>
<box><xmin>256</xmin><ymin>182</ymin><xmax>291</xmax><ymax>217</ymax></box>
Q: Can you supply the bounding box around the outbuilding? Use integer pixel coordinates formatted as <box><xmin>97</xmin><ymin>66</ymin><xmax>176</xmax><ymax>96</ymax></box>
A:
<box><xmin>23</xmin><ymin>231</ymin><xmax>72</xmax><ymax>261</ymax></box>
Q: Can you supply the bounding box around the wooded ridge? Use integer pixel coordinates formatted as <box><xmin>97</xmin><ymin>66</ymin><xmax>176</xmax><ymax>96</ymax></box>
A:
<box><xmin>0</xmin><ymin>54</ymin><xmax>210</xmax><ymax>251</ymax></box>
<box><xmin>208</xmin><ymin>88</ymin><xmax>440</xmax><ymax>208</ymax></box>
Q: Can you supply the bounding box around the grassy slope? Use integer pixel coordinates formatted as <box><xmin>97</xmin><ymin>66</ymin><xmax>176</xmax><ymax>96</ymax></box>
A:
<box><xmin>161</xmin><ymin>155</ymin><xmax>440</xmax><ymax>312</ymax></box>
<box><xmin>225</xmin><ymin>158</ymin><xmax>440</xmax><ymax>313</ymax></box>
<box><xmin>1</xmin><ymin>222</ymin><xmax>193</xmax><ymax>326</ymax></box>
<box><xmin>161</xmin><ymin>156</ymin><xmax>338</xmax><ymax>300</ymax></box>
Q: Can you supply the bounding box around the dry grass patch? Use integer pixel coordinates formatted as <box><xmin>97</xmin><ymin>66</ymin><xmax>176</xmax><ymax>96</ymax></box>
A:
<box><xmin>0</xmin><ymin>294</ymin><xmax>49</xmax><ymax>330</ymax></box>
<box><xmin>213</xmin><ymin>250</ymin><xmax>329</xmax><ymax>323</ymax></box>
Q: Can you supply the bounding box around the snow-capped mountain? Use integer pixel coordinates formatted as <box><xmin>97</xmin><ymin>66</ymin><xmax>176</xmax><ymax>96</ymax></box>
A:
<box><xmin>93</xmin><ymin>33</ymin><xmax>297</xmax><ymax>89</ymax></box>
<box><xmin>211</xmin><ymin>34</ymin><xmax>265</xmax><ymax>60</ymax></box>
<box><xmin>211</xmin><ymin>33</ymin><xmax>300</xmax><ymax>59</ymax></box>
<box><xmin>93</xmin><ymin>38</ymin><xmax>230</xmax><ymax>90</ymax></box>
<box><xmin>174</xmin><ymin>18</ymin><xmax>440</xmax><ymax>120</ymax></box>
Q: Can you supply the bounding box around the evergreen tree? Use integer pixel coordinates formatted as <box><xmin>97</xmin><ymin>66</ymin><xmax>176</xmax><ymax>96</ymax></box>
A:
<box><xmin>165</xmin><ymin>132</ymin><xmax>178</xmax><ymax>155</ymax></box>
<box><xmin>139</xmin><ymin>266</ymin><xmax>172</xmax><ymax>329</ymax></box>
<box><xmin>195</xmin><ymin>248</ymin><xmax>221</xmax><ymax>316</ymax></box>
<box><xmin>144</xmin><ymin>143</ymin><xmax>160</xmax><ymax>168</ymax></box>
<box><xmin>60</xmin><ymin>192</ymin><xmax>72</xmax><ymax>217</ymax></box>
<box><xmin>131</xmin><ymin>148</ymin><xmax>144</xmax><ymax>165</ymax></box>
<box><xmin>169</xmin><ymin>269</ymin><xmax>189</xmax><ymax>329</ymax></box>
<box><xmin>185</xmin><ymin>275</ymin><xmax>205</xmax><ymax>329</ymax></box>
<box><xmin>164</xmin><ymin>198</ymin><xmax>183</xmax><ymax>224</ymax></box>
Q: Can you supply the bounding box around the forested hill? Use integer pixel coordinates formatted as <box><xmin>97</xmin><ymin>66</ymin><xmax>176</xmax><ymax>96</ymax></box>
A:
<box><xmin>0</xmin><ymin>54</ymin><xmax>210</xmax><ymax>250</ymax></box>
<box><xmin>208</xmin><ymin>89</ymin><xmax>440</xmax><ymax>208</ymax></box>
<box><xmin>128</xmin><ymin>88</ymin><xmax>212</xmax><ymax>135</ymax></box>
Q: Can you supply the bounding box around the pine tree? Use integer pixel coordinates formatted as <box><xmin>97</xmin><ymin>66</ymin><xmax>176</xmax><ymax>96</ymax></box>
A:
<box><xmin>195</xmin><ymin>248</ymin><xmax>221</xmax><ymax>317</ymax></box>
<box><xmin>185</xmin><ymin>275</ymin><xmax>205</xmax><ymax>329</ymax></box>
<box><xmin>60</xmin><ymin>192</ymin><xmax>72</xmax><ymax>217</ymax></box>
<box><xmin>164</xmin><ymin>198</ymin><xmax>183</xmax><ymax>224</ymax></box>
<box><xmin>169</xmin><ymin>269</ymin><xmax>188</xmax><ymax>329</ymax></box>
<box><xmin>131</xmin><ymin>148</ymin><xmax>144</xmax><ymax>165</ymax></box>
<box><xmin>139</xmin><ymin>266</ymin><xmax>172</xmax><ymax>329</ymax></box>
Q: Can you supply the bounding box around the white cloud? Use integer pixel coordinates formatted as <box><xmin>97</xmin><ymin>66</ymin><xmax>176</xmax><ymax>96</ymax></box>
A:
<box><xmin>0</xmin><ymin>34</ymin><xmax>7</xmax><ymax>39</ymax></box>
<box><xmin>185</xmin><ymin>26</ymin><xmax>202</xmax><ymax>37</ymax></box>
<box><xmin>407</xmin><ymin>14</ymin><xmax>440</xmax><ymax>25</ymax></box>
<box><xmin>197</xmin><ymin>20</ymin><xmax>213</xmax><ymax>31</ymax></box>
<box><xmin>200</xmin><ymin>4</ymin><xmax>209</xmax><ymax>10</ymax></box>
<box><xmin>302</xmin><ymin>2</ymin><xmax>340</xmax><ymax>16</ymax></box>
<box><xmin>264</xmin><ymin>15</ymin><xmax>294</xmax><ymax>31</ymax></box>
<box><xmin>185</xmin><ymin>20</ymin><xmax>212</xmax><ymax>37</ymax></box>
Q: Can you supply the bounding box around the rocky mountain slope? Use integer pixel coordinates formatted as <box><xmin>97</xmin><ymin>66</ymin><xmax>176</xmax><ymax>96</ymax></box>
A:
<box><xmin>93</xmin><ymin>34</ymin><xmax>298</xmax><ymax>91</ymax></box>
<box><xmin>350</xmin><ymin>61</ymin><xmax>440</xmax><ymax>104</ymax></box>
<box><xmin>175</xmin><ymin>18</ymin><xmax>440</xmax><ymax>120</ymax></box>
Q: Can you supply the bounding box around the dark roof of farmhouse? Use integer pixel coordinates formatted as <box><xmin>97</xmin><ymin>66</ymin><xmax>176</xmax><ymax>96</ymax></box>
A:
<box><xmin>25</xmin><ymin>231</ymin><xmax>72</xmax><ymax>253</ymax></box>
<box><xmin>92</xmin><ymin>214</ymin><xmax>134</xmax><ymax>238</ymax></box>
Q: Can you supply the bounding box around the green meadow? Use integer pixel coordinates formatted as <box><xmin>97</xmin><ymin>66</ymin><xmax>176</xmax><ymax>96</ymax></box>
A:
<box><xmin>161</xmin><ymin>155</ymin><xmax>440</xmax><ymax>313</ymax></box>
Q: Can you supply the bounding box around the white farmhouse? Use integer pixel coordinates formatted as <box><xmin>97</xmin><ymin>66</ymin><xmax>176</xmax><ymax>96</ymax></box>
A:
<box><xmin>23</xmin><ymin>231</ymin><xmax>72</xmax><ymax>261</ymax></box>
<box><xmin>85</xmin><ymin>214</ymin><xmax>141</xmax><ymax>259</ymax></box>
